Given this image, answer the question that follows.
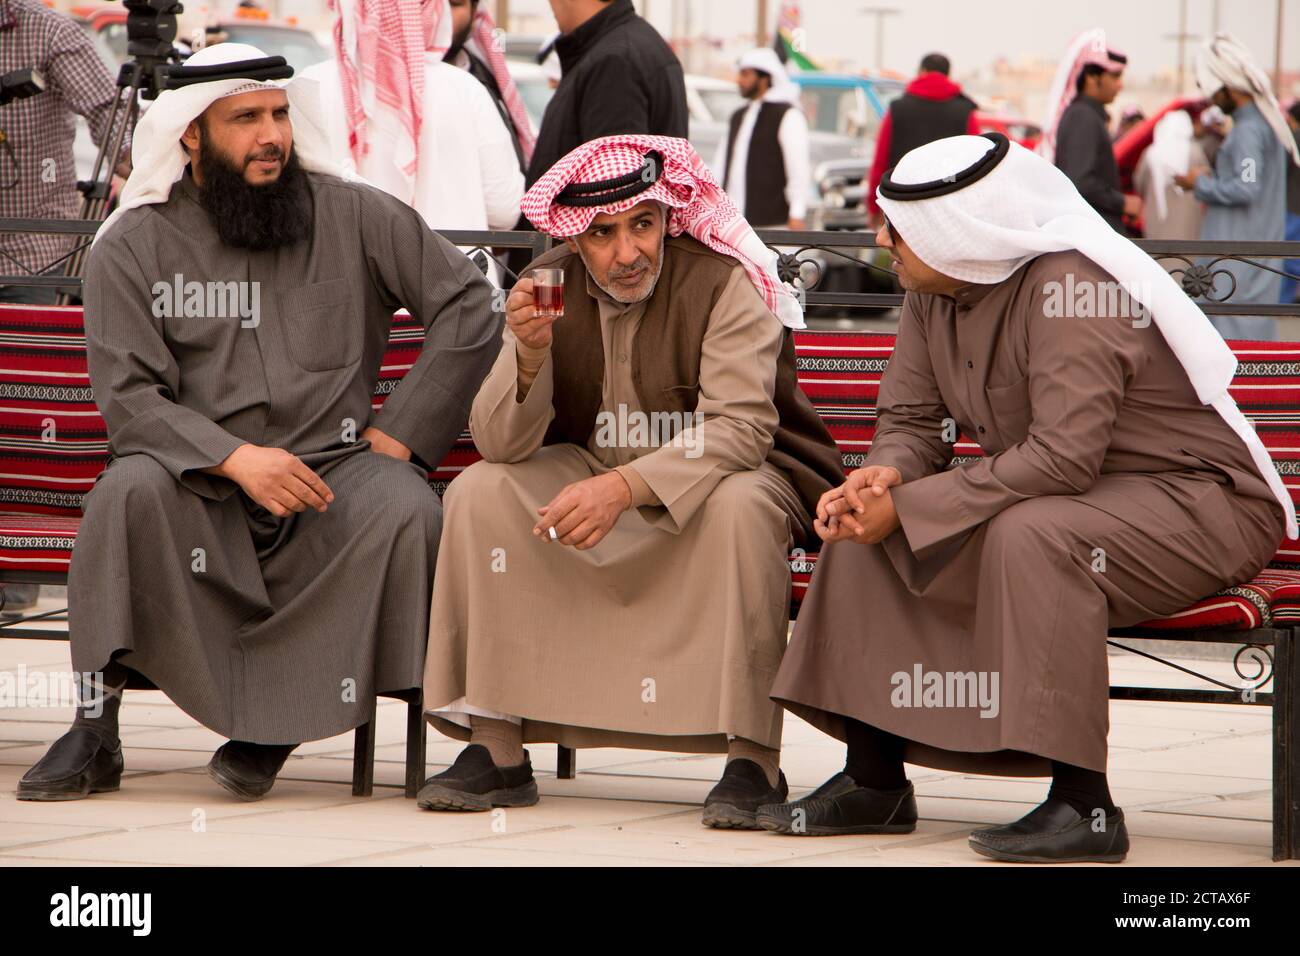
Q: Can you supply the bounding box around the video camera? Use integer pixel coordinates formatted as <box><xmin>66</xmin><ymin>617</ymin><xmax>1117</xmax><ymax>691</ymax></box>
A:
<box><xmin>123</xmin><ymin>0</ymin><xmax>185</xmax><ymax>100</ymax></box>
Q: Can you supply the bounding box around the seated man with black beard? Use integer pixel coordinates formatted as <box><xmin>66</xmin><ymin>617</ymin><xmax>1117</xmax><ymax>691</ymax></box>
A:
<box><xmin>18</xmin><ymin>44</ymin><xmax>500</xmax><ymax>802</ymax></box>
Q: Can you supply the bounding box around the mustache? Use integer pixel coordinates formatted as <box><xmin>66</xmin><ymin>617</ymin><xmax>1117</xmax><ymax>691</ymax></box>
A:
<box><xmin>609</xmin><ymin>256</ymin><xmax>651</xmax><ymax>280</ymax></box>
<box><xmin>248</xmin><ymin>145</ymin><xmax>285</xmax><ymax>164</ymax></box>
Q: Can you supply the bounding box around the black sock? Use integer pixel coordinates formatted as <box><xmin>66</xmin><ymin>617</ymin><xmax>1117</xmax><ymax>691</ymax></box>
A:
<box><xmin>71</xmin><ymin>658</ymin><xmax>130</xmax><ymax>747</ymax></box>
<box><xmin>1049</xmin><ymin>760</ymin><xmax>1117</xmax><ymax>817</ymax></box>
<box><xmin>843</xmin><ymin>717</ymin><xmax>908</xmax><ymax>790</ymax></box>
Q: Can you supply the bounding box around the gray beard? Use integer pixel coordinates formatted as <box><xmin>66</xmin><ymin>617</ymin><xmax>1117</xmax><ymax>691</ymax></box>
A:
<box><xmin>578</xmin><ymin>240</ymin><xmax>666</xmax><ymax>304</ymax></box>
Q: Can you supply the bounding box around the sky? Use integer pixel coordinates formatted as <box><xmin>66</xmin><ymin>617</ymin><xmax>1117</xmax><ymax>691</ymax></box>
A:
<box><xmin>508</xmin><ymin>0</ymin><xmax>1298</xmax><ymax>83</ymax></box>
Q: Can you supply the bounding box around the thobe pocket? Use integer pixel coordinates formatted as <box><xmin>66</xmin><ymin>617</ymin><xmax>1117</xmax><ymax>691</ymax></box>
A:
<box><xmin>278</xmin><ymin>278</ymin><xmax>363</xmax><ymax>371</ymax></box>
<box><xmin>983</xmin><ymin>376</ymin><xmax>1031</xmax><ymax>448</ymax></box>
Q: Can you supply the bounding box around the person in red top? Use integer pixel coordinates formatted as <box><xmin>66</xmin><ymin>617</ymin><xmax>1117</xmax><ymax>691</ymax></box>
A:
<box><xmin>865</xmin><ymin>53</ymin><xmax>979</xmax><ymax>225</ymax></box>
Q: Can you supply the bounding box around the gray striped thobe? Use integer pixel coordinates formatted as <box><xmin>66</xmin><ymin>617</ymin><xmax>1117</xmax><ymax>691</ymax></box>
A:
<box><xmin>69</xmin><ymin>169</ymin><xmax>500</xmax><ymax>743</ymax></box>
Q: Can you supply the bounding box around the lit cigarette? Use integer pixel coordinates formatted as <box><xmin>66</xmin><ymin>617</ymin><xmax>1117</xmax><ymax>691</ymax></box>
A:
<box><xmin>548</xmin><ymin>526</ymin><xmax>558</xmax><ymax>541</ymax></box>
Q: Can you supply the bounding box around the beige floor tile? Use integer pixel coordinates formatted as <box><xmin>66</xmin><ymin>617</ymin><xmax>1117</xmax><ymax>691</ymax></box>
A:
<box><xmin>0</xmin><ymin>820</ymin><xmax>115</xmax><ymax>850</ymax></box>
<box><xmin>188</xmin><ymin>793</ymin><xmax>681</xmax><ymax>846</ymax></box>
<box><xmin>1</xmin><ymin>826</ymin><xmax>423</xmax><ymax>866</ymax></box>
<box><xmin>1108</xmin><ymin>736</ymin><xmax>1271</xmax><ymax>780</ymax></box>
<box><xmin>1125</xmin><ymin>808</ymin><xmax>1271</xmax><ymax>848</ymax></box>
<box><xmin>1154</xmin><ymin>793</ymin><xmax>1272</xmax><ymax>821</ymax></box>
<box><xmin>328</xmin><ymin>844</ymin><xmax>717</xmax><ymax>866</ymax></box>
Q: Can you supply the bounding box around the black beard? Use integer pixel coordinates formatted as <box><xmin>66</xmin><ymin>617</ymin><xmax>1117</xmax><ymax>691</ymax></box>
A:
<box><xmin>196</xmin><ymin>143</ymin><xmax>312</xmax><ymax>251</ymax></box>
<box><xmin>445</xmin><ymin>24</ymin><xmax>472</xmax><ymax>61</ymax></box>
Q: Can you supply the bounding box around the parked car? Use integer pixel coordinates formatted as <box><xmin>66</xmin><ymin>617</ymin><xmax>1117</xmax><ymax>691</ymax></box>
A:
<box><xmin>1114</xmin><ymin>95</ymin><xmax>1209</xmax><ymax>194</ymax></box>
<box><xmin>791</xmin><ymin>72</ymin><xmax>902</xmax><ymax>140</ymax></box>
<box><xmin>975</xmin><ymin>112</ymin><xmax>1042</xmax><ymax>151</ymax></box>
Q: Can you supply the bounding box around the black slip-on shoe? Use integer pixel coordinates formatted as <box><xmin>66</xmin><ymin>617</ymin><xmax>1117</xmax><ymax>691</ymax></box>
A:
<box><xmin>16</xmin><ymin>727</ymin><xmax>123</xmax><ymax>801</ymax></box>
<box><xmin>756</xmin><ymin>772</ymin><xmax>917</xmax><ymax>836</ymax></box>
<box><xmin>206</xmin><ymin>740</ymin><xmax>298</xmax><ymax>801</ymax></box>
<box><xmin>702</xmin><ymin>759</ymin><xmax>789</xmax><ymax>830</ymax></box>
<box><xmin>968</xmin><ymin>798</ymin><xmax>1129</xmax><ymax>863</ymax></box>
<box><xmin>416</xmin><ymin>743</ymin><xmax>539</xmax><ymax>811</ymax></box>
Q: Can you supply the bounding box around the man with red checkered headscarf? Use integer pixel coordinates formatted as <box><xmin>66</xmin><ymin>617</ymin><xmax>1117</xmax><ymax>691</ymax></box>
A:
<box><xmin>419</xmin><ymin>135</ymin><xmax>843</xmax><ymax>828</ymax></box>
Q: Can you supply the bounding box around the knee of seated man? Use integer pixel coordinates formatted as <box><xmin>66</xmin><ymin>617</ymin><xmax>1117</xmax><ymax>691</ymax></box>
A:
<box><xmin>84</xmin><ymin>454</ymin><xmax>177</xmax><ymax>516</ymax></box>
<box><xmin>442</xmin><ymin>458</ymin><xmax>513</xmax><ymax>513</ymax></box>
<box><xmin>700</xmin><ymin>469</ymin><xmax>784</xmax><ymax>533</ymax></box>
<box><xmin>981</xmin><ymin>498</ymin><xmax>1074</xmax><ymax>560</ymax></box>
<box><xmin>371</xmin><ymin>466</ymin><xmax>443</xmax><ymax>540</ymax></box>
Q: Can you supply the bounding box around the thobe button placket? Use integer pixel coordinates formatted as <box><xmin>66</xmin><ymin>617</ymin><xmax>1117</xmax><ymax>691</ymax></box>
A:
<box><xmin>966</xmin><ymin>360</ymin><xmax>974</xmax><ymax>369</ymax></box>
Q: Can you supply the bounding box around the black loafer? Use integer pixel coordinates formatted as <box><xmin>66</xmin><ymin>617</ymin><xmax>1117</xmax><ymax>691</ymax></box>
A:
<box><xmin>702</xmin><ymin>759</ymin><xmax>789</xmax><ymax>829</ymax></box>
<box><xmin>968</xmin><ymin>797</ymin><xmax>1129</xmax><ymax>863</ymax></box>
<box><xmin>756</xmin><ymin>772</ymin><xmax>917</xmax><ymax>835</ymax></box>
<box><xmin>16</xmin><ymin>727</ymin><xmax>123</xmax><ymax>801</ymax></box>
<box><xmin>416</xmin><ymin>744</ymin><xmax>539</xmax><ymax>811</ymax></box>
<box><xmin>206</xmin><ymin>740</ymin><xmax>297</xmax><ymax>801</ymax></box>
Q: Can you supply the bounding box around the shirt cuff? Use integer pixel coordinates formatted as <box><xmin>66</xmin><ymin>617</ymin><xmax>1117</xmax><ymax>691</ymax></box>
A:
<box><xmin>614</xmin><ymin>463</ymin><xmax>662</xmax><ymax>508</ymax></box>
<box><xmin>515</xmin><ymin>340</ymin><xmax>550</xmax><ymax>399</ymax></box>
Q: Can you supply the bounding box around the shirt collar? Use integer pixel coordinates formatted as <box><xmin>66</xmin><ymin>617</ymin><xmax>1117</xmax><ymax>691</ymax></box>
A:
<box><xmin>178</xmin><ymin>166</ymin><xmax>203</xmax><ymax>204</ymax></box>
<box><xmin>947</xmin><ymin>280</ymin><xmax>1000</xmax><ymax>307</ymax></box>
<box><xmin>0</xmin><ymin>1</ymin><xmax>16</xmax><ymax>31</ymax></box>
<box><xmin>1077</xmin><ymin>94</ymin><xmax>1110</xmax><ymax>120</ymax></box>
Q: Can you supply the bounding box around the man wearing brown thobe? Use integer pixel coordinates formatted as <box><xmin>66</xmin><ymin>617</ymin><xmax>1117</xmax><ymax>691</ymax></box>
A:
<box><xmin>761</xmin><ymin>133</ymin><xmax>1294</xmax><ymax>862</ymax></box>
<box><xmin>419</xmin><ymin>136</ymin><xmax>843</xmax><ymax>827</ymax></box>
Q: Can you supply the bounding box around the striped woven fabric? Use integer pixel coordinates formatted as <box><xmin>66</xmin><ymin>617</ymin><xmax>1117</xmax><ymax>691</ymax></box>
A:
<box><xmin>0</xmin><ymin>304</ymin><xmax>1297</xmax><ymax>636</ymax></box>
<box><xmin>0</xmin><ymin>305</ymin><xmax>106</xmax><ymax>519</ymax></box>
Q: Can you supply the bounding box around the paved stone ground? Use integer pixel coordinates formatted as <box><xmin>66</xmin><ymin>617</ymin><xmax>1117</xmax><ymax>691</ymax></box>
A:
<box><xmin>1</xmin><ymin>614</ymin><xmax>1295</xmax><ymax>867</ymax></box>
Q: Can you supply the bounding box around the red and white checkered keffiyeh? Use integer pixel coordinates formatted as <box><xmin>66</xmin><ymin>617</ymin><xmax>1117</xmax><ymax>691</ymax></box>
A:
<box><xmin>1039</xmin><ymin>28</ymin><xmax>1127</xmax><ymax>164</ymax></box>
<box><xmin>521</xmin><ymin>135</ymin><xmax>804</xmax><ymax>329</ymax></box>
<box><xmin>331</xmin><ymin>0</ymin><xmax>451</xmax><ymax>181</ymax></box>
<box><xmin>469</xmin><ymin>4</ymin><xmax>536</xmax><ymax>166</ymax></box>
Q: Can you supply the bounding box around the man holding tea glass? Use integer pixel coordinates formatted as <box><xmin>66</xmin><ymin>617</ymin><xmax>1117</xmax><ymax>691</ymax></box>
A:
<box><xmin>417</xmin><ymin>135</ymin><xmax>842</xmax><ymax>827</ymax></box>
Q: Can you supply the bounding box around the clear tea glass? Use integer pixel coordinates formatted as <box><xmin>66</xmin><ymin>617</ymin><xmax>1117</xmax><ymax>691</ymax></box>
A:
<box><xmin>532</xmin><ymin>268</ymin><xmax>565</xmax><ymax>319</ymax></box>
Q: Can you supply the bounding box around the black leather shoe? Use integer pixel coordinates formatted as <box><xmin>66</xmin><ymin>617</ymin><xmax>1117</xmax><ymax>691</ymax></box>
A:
<box><xmin>16</xmin><ymin>727</ymin><xmax>123</xmax><ymax>801</ymax></box>
<box><xmin>702</xmin><ymin>759</ymin><xmax>789</xmax><ymax>829</ymax></box>
<box><xmin>968</xmin><ymin>797</ymin><xmax>1130</xmax><ymax>863</ymax></box>
<box><xmin>206</xmin><ymin>740</ymin><xmax>297</xmax><ymax>801</ymax></box>
<box><xmin>417</xmin><ymin>744</ymin><xmax>539</xmax><ymax>811</ymax></box>
<box><xmin>756</xmin><ymin>772</ymin><xmax>917</xmax><ymax>835</ymax></box>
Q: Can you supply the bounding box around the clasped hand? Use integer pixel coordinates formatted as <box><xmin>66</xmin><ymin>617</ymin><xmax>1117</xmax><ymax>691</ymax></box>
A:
<box><xmin>814</xmin><ymin>465</ymin><xmax>903</xmax><ymax>544</ymax></box>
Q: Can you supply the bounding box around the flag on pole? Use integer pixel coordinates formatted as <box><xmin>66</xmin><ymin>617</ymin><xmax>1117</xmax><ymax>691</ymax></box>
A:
<box><xmin>773</xmin><ymin>1</ymin><xmax>819</xmax><ymax>71</ymax></box>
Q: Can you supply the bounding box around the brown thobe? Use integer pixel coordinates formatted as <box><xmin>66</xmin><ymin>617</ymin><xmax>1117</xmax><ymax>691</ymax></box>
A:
<box><xmin>423</xmin><ymin>263</ymin><xmax>806</xmax><ymax>752</ymax></box>
<box><xmin>71</xmin><ymin>169</ymin><xmax>499</xmax><ymax>744</ymax></box>
<box><xmin>772</xmin><ymin>250</ymin><xmax>1285</xmax><ymax>774</ymax></box>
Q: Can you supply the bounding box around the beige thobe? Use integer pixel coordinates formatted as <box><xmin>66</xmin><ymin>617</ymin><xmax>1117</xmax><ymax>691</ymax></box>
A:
<box><xmin>772</xmin><ymin>249</ymin><xmax>1285</xmax><ymax>774</ymax></box>
<box><xmin>423</xmin><ymin>265</ymin><xmax>806</xmax><ymax>751</ymax></box>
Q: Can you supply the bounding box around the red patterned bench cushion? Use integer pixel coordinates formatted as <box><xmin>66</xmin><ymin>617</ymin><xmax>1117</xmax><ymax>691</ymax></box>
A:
<box><xmin>0</xmin><ymin>304</ymin><xmax>1296</xmax><ymax>635</ymax></box>
<box><xmin>0</xmin><ymin>305</ymin><xmax>107</xmax><ymax>517</ymax></box>
<box><xmin>0</xmin><ymin>514</ymin><xmax>78</xmax><ymax>575</ymax></box>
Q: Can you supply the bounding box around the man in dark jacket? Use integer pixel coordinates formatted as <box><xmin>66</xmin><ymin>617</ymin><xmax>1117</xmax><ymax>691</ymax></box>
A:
<box><xmin>528</xmin><ymin>0</ymin><xmax>687</xmax><ymax>188</ymax></box>
<box><xmin>866</xmin><ymin>53</ymin><xmax>978</xmax><ymax>225</ymax></box>
<box><xmin>1051</xmin><ymin>47</ymin><xmax>1142</xmax><ymax>232</ymax></box>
